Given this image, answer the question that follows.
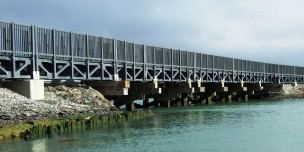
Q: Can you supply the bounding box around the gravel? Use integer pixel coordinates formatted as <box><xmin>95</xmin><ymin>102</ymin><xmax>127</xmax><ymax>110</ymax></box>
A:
<box><xmin>270</xmin><ymin>84</ymin><xmax>304</xmax><ymax>99</ymax></box>
<box><xmin>0</xmin><ymin>85</ymin><xmax>118</xmax><ymax>127</ymax></box>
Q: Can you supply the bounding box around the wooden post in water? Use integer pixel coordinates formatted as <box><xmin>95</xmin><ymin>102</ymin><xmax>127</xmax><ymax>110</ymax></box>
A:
<box><xmin>182</xmin><ymin>95</ymin><xmax>189</xmax><ymax>107</ymax></box>
<box><xmin>143</xmin><ymin>98</ymin><xmax>149</xmax><ymax>108</ymax></box>
<box><xmin>126</xmin><ymin>101</ymin><xmax>134</xmax><ymax>111</ymax></box>
<box><xmin>227</xmin><ymin>95</ymin><xmax>232</xmax><ymax>103</ymax></box>
<box><xmin>176</xmin><ymin>98</ymin><xmax>182</xmax><ymax>107</ymax></box>
<box><xmin>207</xmin><ymin>96</ymin><xmax>213</xmax><ymax>105</ymax></box>
<box><xmin>243</xmin><ymin>94</ymin><xmax>249</xmax><ymax>102</ymax></box>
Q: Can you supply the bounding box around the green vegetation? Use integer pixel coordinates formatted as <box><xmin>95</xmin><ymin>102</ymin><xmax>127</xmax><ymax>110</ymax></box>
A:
<box><xmin>0</xmin><ymin>110</ymin><xmax>153</xmax><ymax>140</ymax></box>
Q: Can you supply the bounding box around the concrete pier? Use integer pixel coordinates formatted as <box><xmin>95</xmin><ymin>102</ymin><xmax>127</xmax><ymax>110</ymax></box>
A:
<box><xmin>2</xmin><ymin>80</ymin><xmax>44</xmax><ymax>100</ymax></box>
<box><xmin>85</xmin><ymin>80</ymin><xmax>130</xmax><ymax>96</ymax></box>
<box><xmin>126</xmin><ymin>101</ymin><xmax>135</xmax><ymax>111</ymax></box>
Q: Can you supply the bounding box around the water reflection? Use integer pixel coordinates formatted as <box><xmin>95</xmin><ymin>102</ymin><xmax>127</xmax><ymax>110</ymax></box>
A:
<box><xmin>31</xmin><ymin>139</ymin><xmax>46</xmax><ymax>152</ymax></box>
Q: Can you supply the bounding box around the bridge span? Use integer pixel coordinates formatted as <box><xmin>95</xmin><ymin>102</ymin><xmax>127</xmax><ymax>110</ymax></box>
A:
<box><xmin>0</xmin><ymin>21</ymin><xmax>302</xmax><ymax>110</ymax></box>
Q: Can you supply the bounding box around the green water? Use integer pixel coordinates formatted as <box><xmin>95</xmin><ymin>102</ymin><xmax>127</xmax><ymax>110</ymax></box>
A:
<box><xmin>1</xmin><ymin>99</ymin><xmax>304</xmax><ymax>152</ymax></box>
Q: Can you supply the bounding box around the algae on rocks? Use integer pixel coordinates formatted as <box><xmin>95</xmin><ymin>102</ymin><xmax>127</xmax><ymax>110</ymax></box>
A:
<box><xmin>2</xmin><ymin>110</ymin><xmax>153</xmax><ymax>140</ymax></box>
<box><xmin>0</xmin><ymin>85</ymin><xmax>154</xmax><ymax>140</ymax></box>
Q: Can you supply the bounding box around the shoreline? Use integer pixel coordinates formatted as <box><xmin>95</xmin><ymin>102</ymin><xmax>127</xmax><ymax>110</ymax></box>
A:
<box><xmin>0</xmin><ymin>110</ymin><xmax>153</xmax><ymax>140</ymax></box>
<box><xmin>1</xmin><ymin>83</ymin><xmax>304</xmax><ymax>140</ymax></box>
<box><xmin>0</xmin><ymin>85</ymin><xmax>153</xmax><ymax>140</ymax></box>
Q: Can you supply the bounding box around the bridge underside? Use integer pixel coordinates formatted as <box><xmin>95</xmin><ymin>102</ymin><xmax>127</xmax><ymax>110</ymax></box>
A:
<box><xmin>83</xmin><ymin>80</ymin><xmax>286</xmax><ymax>111</ymax></box>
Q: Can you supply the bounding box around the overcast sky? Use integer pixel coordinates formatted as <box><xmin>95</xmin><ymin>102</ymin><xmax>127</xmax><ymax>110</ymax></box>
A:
<box><xmin>1</xmin><ymin>0</ymin><xmax>304</xmax><ymax>66</ymax></box>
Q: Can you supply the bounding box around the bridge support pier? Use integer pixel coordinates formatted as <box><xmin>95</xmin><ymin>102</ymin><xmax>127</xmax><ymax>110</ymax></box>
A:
<box><xmin>227</xmin><ymin>95</ymin><xmax>232</xmax><ymax>103</ymax></box>
<box><xmin>225</xmin><ymin>82</ymin><xmax>248</xmax><ymax>102</ymax></box>
<box><xmin>108</xmin><ymin>94</ymin><xmax>144</xmax><ymax>111</ymax></box>
<box><xmin>85</xmin><ymin>80</ymin><xmax>130</xmax><ymax>96</ymax></box>
<box><xmin>2</xmin><ymin>79</ymin><xmax>44</xmax><ymax>100</ymax></box>
<box><xmin>221</xmin><ymin>97</ymin><xmax>226</xmax><ymax>103</ymax></box>
<box><xmin>245</xmin><ymin>82</ymin><xmax>264</xmax><ymax>99</ymax></box>
<box><xmin>175</xmin><ymin>98</ymin><xmax>182</xmax><ymax>107</ymax></box>
<box><xmin>182</xmin><ymin>95</ymin><xmax>189</xmax><ymax>107</ymax></box>
<box><xmin>207</xmin><ymin>96</ymin><xmax>213</xmax><ymax>105</ymax></box>
<box><xmin>160</xmin><ymin>99</ymin><xmax>171</xmax><ymax>108</ymax></box>
<box><xmin>151</xmin><ymin>82</ymin><xmax>192</xmax><ymax>108</ymax></box>
<box><xmin>243</xmin><ymin>94</ymin><xmax>249</xmax><ymax>102</ymax></box>
<box><xmin>143</xmin><ymin>98</ymin><xmax>149</xmax><ymax>108</ymax></box>
<box><xmin>126</xmin><ymin>101</ymin><xmax>135</xmax><ymax>111</ymax></box>
<box><xmin>203</xmin><ymin>82</ymin><xmax>228</xmax><ymax>104</ymax></box>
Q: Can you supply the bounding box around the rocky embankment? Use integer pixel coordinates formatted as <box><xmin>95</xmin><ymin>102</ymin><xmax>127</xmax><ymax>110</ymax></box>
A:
<box><xmin>270</xmin><ymin>84</ymin><xmax>304</xmax><ymax>99</ymax></box>
<box><xmin>0</xmin><ymin>86</ymin><xmax>117</xmax><ymax>127</ymax></box>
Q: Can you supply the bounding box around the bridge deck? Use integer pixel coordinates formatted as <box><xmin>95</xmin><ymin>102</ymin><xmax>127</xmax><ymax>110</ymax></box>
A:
<box><xmin>0</xmin><ymin>21</ymin><xmax>303</xmax><ymax>83</ymax></box>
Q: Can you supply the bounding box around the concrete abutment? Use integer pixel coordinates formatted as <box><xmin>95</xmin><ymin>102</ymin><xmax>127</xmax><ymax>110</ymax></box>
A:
<box><xmin>1</xmin><ymin>79</ymin><xmax>44</xmax><ymax>100</ymax></box>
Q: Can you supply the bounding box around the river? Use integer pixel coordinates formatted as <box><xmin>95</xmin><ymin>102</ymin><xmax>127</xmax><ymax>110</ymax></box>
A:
<box><xmin>1</xmin><ymin>99</ymin><xmax>304</xmax><ymax>152</ymax></box>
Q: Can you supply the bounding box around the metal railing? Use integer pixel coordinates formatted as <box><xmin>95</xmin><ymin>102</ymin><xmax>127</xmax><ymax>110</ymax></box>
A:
<box><xmin>0</xmin><ymin>21</ymin><xmax>303</xmax><ymax>83</ymax></box>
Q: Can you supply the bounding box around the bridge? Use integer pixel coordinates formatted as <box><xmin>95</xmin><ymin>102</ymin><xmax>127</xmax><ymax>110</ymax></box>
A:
<box><xmin>0</xmin><ymin>21</ymin><xmax>303</xmax><ymax>110</ymax></box>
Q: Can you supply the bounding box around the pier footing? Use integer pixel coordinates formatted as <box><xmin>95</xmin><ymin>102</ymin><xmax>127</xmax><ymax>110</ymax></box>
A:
<box><xmin>2</xmin><ymin>80</ymin><xmax>44</xmax><ymax>100</ymax></box>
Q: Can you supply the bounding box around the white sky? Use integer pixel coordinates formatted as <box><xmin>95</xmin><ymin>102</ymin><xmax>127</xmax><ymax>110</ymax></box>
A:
<box><xmin>1</xmin><ymin>0</ymin><xmax>304</xmax><ymax>66</ymax></box>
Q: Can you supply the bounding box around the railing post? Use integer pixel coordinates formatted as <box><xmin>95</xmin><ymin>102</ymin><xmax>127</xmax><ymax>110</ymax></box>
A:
<box><xmin>34</xmin><ymin>26</ymin><xmax>39</xmax><ymax>76</ymax></box>
<box><xmin>86</xmin><ymin>34</ymin><xmax>89</xmax><ymax>79</ymax></box>
<box><xmin>124</xmin><ymin>41</ymin><xmax>127</xmax><ymax>80</ymax></box>
<box><xmin>294</xmin><ymin>66</ymin><xmax>296</xmax><ymax>83</ymax></box>
<box><xmin>101</xmin><ymin>36</ymin><xmax>104</xmax><ymax>80</ymax></box>
<box><xmin>114</xmin><ymin>38</ymin><xmax>118</xmax><ymax>81</ymax></box>
<box><xmin>52</xmin><ymin>29</ymin><xmax>57</xmax><ymax>79</ymax></box>
<box><xmin>263</xmin><ymin>63</ymin><xmax>265</xmax><ymax>83</ymax></box>
<box><xmin>179</xmin><ymin>50</ymin><xmax>181</xmax><ymax>81</ymax></box>
<box><xmin>144</xmin><ymin>44</ymin><xmax>147</xmax><ymax>81</ymax></box>
<box><xmin>70</xmin><ymin>31</ymin><xmax>74</xmax><ymax>79</ymax></box>
<box><xmin>232</xmin><ymin>58</ymin><xmax>235</xmax><ymax>83</ymax></box>
<box><xmin>171</xmin><ymin>48</ymin><xmax>173</xmax><ymax>81</ymax></box>
<box><xmin>186</xmin><ymin>51</ymin><xmax>189</xmax><ymax>81</ymax></box>
<box><xmin>31</xmin><ymin>25</ymin><xmax>36</xmax><ymax>75</ymax></box>
<box><xmin>212</xmin><ymin>55</ymin><xmax>214</xmax><ymax>82</ymax></box>
<box><xmin>162</xmin><ymin>47</ymin><xmax>165</xmax><ymax>81</ymax></box>
<box><xmin>133</xmin><ymin>43</ymin><xmax>135</xmax><ymax>81</ymax></box>
<box><xmin>33</xmin><ymin>25</ymin><xmax>40</xmax><ymax>79</ymax></box>
<box><xmin>199</xmin><ymin>53</ymin><xmax>202</xmax><ymax>81</ymax></box>
<box><xmin>11</xmin><ymin>22</ymin><xmax>15</xmax><ymax>78</ymax></box>
<box><xmin>193</xmin><ymin>52</ymin><xmax>196</xmax><ymax>81</ymax></box>
<box><xmin>153</xmin><ymin>46</ymin><xmax>156</xmax><ymax>81</ymax></box>
<box><xmin>206</xmin><ymin>54</ymin><xmax>209</xmax><ymax>82</ymax></box>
